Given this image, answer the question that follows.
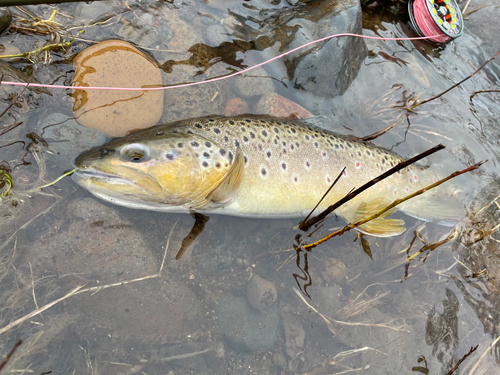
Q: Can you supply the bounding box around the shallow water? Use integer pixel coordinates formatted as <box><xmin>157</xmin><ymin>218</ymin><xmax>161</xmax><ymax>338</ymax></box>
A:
<box><xmin>1</xmin><ymin>1</ymin><xmax>500</xmax><ymax>374</ymax></box>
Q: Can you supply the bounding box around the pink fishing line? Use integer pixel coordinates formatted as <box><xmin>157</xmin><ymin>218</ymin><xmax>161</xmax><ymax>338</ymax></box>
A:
<box><xmin>1</xmin><ymin>33</ymin><xmax>439</xmax><ymax>91</ymax></box>
<box><xmin>412</xmin><ymin>0</ymin><xmax>450</xmax><ymax>43</ymax></box>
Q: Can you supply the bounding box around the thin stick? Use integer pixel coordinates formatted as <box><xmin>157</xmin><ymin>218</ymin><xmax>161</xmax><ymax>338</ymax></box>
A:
<box><xmin>0</xmin><ymin>339</ymin><xmax>22</xmax><ymax>371</ymax></box>
<box><xmin>304</xmin><ymin>160</ymin><xmax>487</xmax><ymax>249</ymax></box>
<box><xmin>468</xmin><ymin>336</ymin><xmax>500</xmax><ymax>374</ymax></box>
<box><xmin>359</xmin><ymin>117</ymin><xmax>404</xmax><ymax>142</ymax></box>
<box><xmin>0</xmin><ymin>39</ymin><xmax>73</xmax><ymax>61</ymax></box>
<box><xmin>445</xmin><ymin>345</ymin><xmax>478</xmax><ymax>375</ymax></box>
<box><xmin>301</xmin><ymin>144</ymin><xmax>446</xmax><ymax>229</ymax></box>
<box><xmin>413</xmin><ymin>51</ymin><xmax>500</xmax><ymax>109</ymax></box>
<box><xmin>299</xmin><ymin>167</ymin><xmax>345</xmax><ymax>230</ymax></box>
<box><xmin>461</xmin><ymin>0</ymin><xmax>473</xmax><ymax>14</ymax></box>
<box><xmin>160</xmin><ymin>348</ymin><xmax>211</xmax><ymax>363</ymax></box>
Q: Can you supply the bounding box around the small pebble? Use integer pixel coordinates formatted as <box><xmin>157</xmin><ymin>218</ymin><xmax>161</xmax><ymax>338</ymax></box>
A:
<box><xmin>225</xmin><ymin>97</ymin><xmax>249</xmax><ymax>116</ymax></box>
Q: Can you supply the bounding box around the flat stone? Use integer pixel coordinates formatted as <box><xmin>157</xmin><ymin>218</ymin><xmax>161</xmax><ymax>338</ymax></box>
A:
<box><xmin>246</xmin><ymin>274</ymin><xmax>278</xmax><ymax>312</ymax></box>
<box><xmin>254</xmin><ymin>93</ymin><xmax>312</xmax><ymax>118</ymax></box>
<box><xmin>217</xmin><ymin>296</ymin><xmax>280</xmax><ymax>353</ymax></box>
<box><xmin>71</xmin><ymin>39</ymin><xmax>163</xmax><ymax>137</ymax></box>
<box><xmin>230</xmin><ymin>67</ymin><xmax>275</xmax><ymax>98</ymax></box>
<box><xmin>225</xmin><ymin>97</ymin><xmax>249</xmax><ymax>116</ymax></box>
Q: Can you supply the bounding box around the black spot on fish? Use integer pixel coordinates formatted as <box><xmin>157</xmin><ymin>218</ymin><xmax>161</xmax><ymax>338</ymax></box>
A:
<box><xmin>335</xmin><ymin>144</ymin><xmax>339</xmax><ymax>149</ymax></box>
<box><xmin>261</xmin><ymin>168</ymin><xmax>267</xmax><ymax>176</ymax></box>
<box><xmin>276</xmin><ymin>121</ymin><xmax>282</xmax><ymax>125</ymax></box>
<box><xmin>229</xmin><ymin>120</ymin><xmax>235</xmax><ymax>125</ymax></box>
<box><xmin>282</xmin><ymin>162</ymin><xmax>287</xmax><ymax>170</ymax></box>
<box><xmin>358</xmin><ymin>151</ymin><xmax>361</xmax><ymax>156</ymax></box>
<box><xmin>274</xmin><ymin>139</ymin><xmax>277</xmax><ymax>145</ymax></box>
<box><xmin>219</xmin><ymin>149</ymin><xmax>226</xmax><ymax>156</ymax></box>
<box><xmin>258</xmin><ymin>145</ymin><xmax>263</xmax><ymax>151</ymax></box>
<box><xmin>224</xmin><ymin>136</ymin><xmax>229</xmax><ymax>142</ymax></box>
<box><xmin>228</xmin><ymin>152</ymin><xmax>233</xmax><ymax>162</ymax></box>
<box><xmin>267</xmin><ymin>151</ymin><xmax>271</xmax><ymax>158</ymax></box>
<box><xmin>276</xmin><ymin>135</ymin><xmax>280</xmax><ymax>140</ymax></box>
<box><xmin>382</xmin><ymin>159</ymin><xmax>385</xmax><ymax>164</ymax></box>
<box><xmin>347</xmin><ymin>142</ymin><xmax>352</xmax><ymax>148</ymax></box>
<box><xmin>177</xmin><ymin>142</ymin><xmax>183</xmax><ymax>148</ymax></box>
<box><xmin>195</xmin><ymin>123</ymin><xmax>202</xmax><ymax>129</ymax></box>
<box><xmin>190</xmin><ymin>141</ymin><xmax>200</xmax><ymax>147</ymax></box>
<box><xmin>202</xmin><ymin>161</ymin><xmax>209</xmax><ymax>167</ymax></box>
<box><xmin>243</xmin><ymin>136</ymin><xmax>249</xmax><ymax>142</ymax></box>
<box><xmin>262</xmin><ymin>130</ymin><xmax>268</xmax><ymax>137</ymax></box>
<box><xmin>244</xmin><ymin>156</ymin><xmax>248</xmax><ymax>164</ymax></box>
<box><xmin>203</xmin><ymin>152</ymin><xmax>210</xmax><ymax>158</ymax></box>
<box><xmin>366</xmin><ymin>151</ymin><xmax>371</xmax><ymax>156</ymax></box>
<box><xmin>214</xmin><ymin>128</ymin><xmax>221</xmax><ymax>134</ymax></box>
<box><xmin>215</xmin><ymin>162</ymin><xmax>221</xmax><ymax>168</ymax></box>
<box><xmin>250</xmin><ymin>132</ymin><xmax>255</xmax><ymax>139</ymax></box>
<box><xmin>291</xmin><ymin>129</ymin><xmax>296</xmax><ymax>134</ymax></box>
<box><xmin>239</xmin><ymin>122</ymin><xmax>245</xmax><ymax>126</ymax></box>
<box><xmin>315</xmin><ymin>142</ymin><xmax>319</xmax><ymax>148</ymax></box>
<box><xmin>205</xmin><ymin>142</ymin><xmax>212</xmax><ymax>148</ymax></box>
<box><xmin>235</xmin><ymin>140</ymin><xmax>240</xmax><ymax>148</ymax></box>
<box><xmin>245</xmin><ymin>119</ymin><xmax>251</xmax><ymax>123</ymax></box>
<box><xmin>294</xmin><ymin>177</ymin><xmax>298</xmax><ymax>183</ymax></box>
<box><xmin>282</xmin><ymin>149</ymin><xmax>287</xmax><ymax>154</ymax></box>
<box><xmin>296</xmin><ymin>142</ymin><xmax>299</xmax><ymax>148</ymax></box>
<box><xmin>340</xmin><ymin>145</ymin><xmax>344</xmax><ymax>149</ymax></box>
<box><xmin>274</xmin><ymin>128</ymin><xmax>279</xmax><ymax>133</ymax></box>
<box><xmin>390</xmin><ymin>162</ymin><xmax>394</xmax><ymax>167</ymax></box>
<box><xmin>321</xmin><ymin>133</ymin><xmax>325</xmax><ymax>138</ymax></box>
<box><xmin>376</xmin><ymin>149</ymin><xmax>381</xmax><ymax>154</ymax></box>
<box><xmin>305</xmin><ymin>135</ymin><xmax>310</xmax><ymax>140</ymax></box>
<box><xmin>340</xmin><ymin>139</ymin><xmax>344</xmax><ymax>143</ymax></box>
<box><xmin>165</xmin><ymin>152</ymin><xmax>175</xmax><ymax>160</ymax></box>
<box><xmin>290</xmin><ymin>144</ymin><xmax>295</xmax><ymax>150</ymax></box>
<box><xmin>241</xmin><ymin>127</ymin><xmax>246</xmax><ymax>132</ymax></box>
<box><xmin>322</xmin><ymin>152</ymin><xmax>327</xmax><ymax>158</ymax></box>
<box><xmin>209</xmin><ymin>119</ymin><xmax>215</xmax><ymax>122</ymax></box>
<box><xmin>283</xmin><ymin>141</ymin><xmax>286</xmax><ymax>146</ymax></box>
<box><xmin>306</xmin><ymin>161</ymin><xmax>310</xmax><ymax>168</ymax></box>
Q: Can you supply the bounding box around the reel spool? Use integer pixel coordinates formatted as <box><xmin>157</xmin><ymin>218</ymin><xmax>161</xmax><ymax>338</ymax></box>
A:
<box><xmin>408</xmin><ymin>0</ymin><xmax>464</xmax><ymax>44</ymax></box>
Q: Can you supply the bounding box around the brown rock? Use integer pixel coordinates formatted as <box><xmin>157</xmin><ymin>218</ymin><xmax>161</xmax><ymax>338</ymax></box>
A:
<box><xmin>71</xmin><ymin>39</ymin><xmax>163</xmax><ymax>137</ymax></box>
<box><xmin>254</xmin><ymin>93</ymin><xmax>312</xmax><ymax>119</ymax></box>
<box><xmin>246</xmin><ymin>274</ymin><xmax>278</xmax><ymax>312</ymax></box>
<box><xmin>224</xmin><ymin>97</ymin><xmax>249</xmax><ymax>116</ymax></box>
<box><xmin>321</xmin><ymin>258</ymin><xmax>348</xmax><ymax>283</ymax></box>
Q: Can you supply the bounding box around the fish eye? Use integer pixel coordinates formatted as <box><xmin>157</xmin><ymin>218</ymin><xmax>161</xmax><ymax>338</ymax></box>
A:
<box><xmin>120</xmin><ymin>143</ymin><xmax>150</xmax><ymax>163</ymax></box>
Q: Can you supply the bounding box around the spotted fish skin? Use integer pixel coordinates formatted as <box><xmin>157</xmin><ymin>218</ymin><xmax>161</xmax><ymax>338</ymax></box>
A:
<box><xmin>72</xmin><ymin>115</ymin><xmax>463</xmax><ymax>236</ymax></box>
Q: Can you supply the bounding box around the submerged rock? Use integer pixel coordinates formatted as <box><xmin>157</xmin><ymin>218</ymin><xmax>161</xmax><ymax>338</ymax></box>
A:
<box><xmin>71</xmin><ymin>39</ymin><xmax>163</xmax><ymax>137</ymax></box>
<box><xmin>217</xmin><ymin>296</ymin><xmax>280</xmax><ymax>353</ymax></box>
<box><xmin>246</xmin><ymin>274</ymin><xmax>278</xmax><ymax>312</ymax></box>
<box><xmin>0</xmin><ymin>8</ymin><xmax>11</xmax><ymax>34</ymax></box>
<box><xmin>255</xmin><ymin>93</ymin><xmax>313</xmax><ymax>118</ymax></box>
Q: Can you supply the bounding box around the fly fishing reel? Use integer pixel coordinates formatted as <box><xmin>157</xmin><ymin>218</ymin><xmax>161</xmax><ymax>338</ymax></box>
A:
<box><xmin>408</xmin><ymin>0</ymin><xmax>464</xmax><ymax>43</ymax></box>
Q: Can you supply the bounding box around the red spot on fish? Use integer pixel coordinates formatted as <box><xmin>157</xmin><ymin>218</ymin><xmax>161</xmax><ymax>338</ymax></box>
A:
<box><xmin>405</xmin><ymin>187</ymin><xmax>409</xmax><ymax>192</ymax></box>
<box><xmin>355</xmin><ymin>161</ymin><xmax>361</xmax><ymax>169</ymax></box>
<box><xmin>413</xmin><ymin>175</ymin><xmax>418</xmax><ymax>181</ymax></box>
<box><xmin>394</xmin><ymin>189</ymin><xmax>398</xmax><ymax>195</ymax></box>
<box><xmin>433</xmin><ymin>177</ymin><xmax>437</xmax><ymax>183</ymax></box>
<box><xmin>326</xmin><ymin>176</ymin><xmax>331</xmax><ymax>183</ymax></box>
<box><xmin>343</xmin><ymin>170</ymin><xmax>347</xmax><ymax>176</ymax></box>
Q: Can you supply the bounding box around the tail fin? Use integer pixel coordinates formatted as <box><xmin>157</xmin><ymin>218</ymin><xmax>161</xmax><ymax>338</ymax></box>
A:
<box><xmin>399</xmin><ymin>194</ymin><xmax>466</xmax><ymax>226</ymax></box>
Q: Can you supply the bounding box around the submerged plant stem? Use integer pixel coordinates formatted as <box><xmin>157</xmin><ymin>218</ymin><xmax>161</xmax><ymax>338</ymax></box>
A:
<box><xmin>303</xmin><ymin>160</ymin><xmax>487</xmax><ymax>249</ymax></box>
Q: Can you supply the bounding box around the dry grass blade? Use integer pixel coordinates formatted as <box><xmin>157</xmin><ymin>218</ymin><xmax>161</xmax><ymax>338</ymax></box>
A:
<box><xmin>468</xmin><ymin>336</ymin><xmax>500</xmax><ymax>375</ymax></box>
<box><xmin>303</xmin><ymin>160</ymin><xmax>486</xmax><ymax>249</ymax></box>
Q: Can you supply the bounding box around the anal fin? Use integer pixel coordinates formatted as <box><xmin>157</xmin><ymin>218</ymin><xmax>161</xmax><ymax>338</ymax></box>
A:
<box><xmin>340</xmin><ymin>197</ymin><xmax>406</xmax><ymax>238</ymax></box>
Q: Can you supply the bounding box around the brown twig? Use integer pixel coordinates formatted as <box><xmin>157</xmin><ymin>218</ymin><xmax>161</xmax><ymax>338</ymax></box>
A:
<box><xmin>300</xmin><ymin>144</ymin><xmax>446</xmax><ymax>230</ymax></box>
<box><xmin>0</xmin><ymin>339</ymin><xmax>22</xmax><ymax>372</ymax></box>
<box><xmin>412</xmin><ymin>51</ymin><xmax>500</xmax><ymax>109</ymax></box>
<box><xmin>445</xmin><ymin>345</ymin><xmax>478</xmax><ymax>375</ymax></box>
<box><xmin>303</xmin><ymin>160</ymin><xmax>487</xmax><ymax>249</ymax></box>
<box><xmin>359</xmin><ymin>117</ymin><xmax>404</xmax><ymax>142</ymax></box>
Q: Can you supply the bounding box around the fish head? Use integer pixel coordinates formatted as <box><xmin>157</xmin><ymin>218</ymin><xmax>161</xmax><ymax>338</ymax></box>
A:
<box><xmin>72</xmin><ymin>127</ymin><xmax>233</xmax><ymax>211</ymax></box>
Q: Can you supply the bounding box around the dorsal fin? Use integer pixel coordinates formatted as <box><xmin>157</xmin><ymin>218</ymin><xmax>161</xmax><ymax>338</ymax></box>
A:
<box><xmin>207</xmin><ymin>148</ymin><xmax>245</xmax><ymax>204</ymax></box>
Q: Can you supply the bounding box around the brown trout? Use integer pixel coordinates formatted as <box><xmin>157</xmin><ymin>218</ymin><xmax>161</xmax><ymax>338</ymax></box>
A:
<box><xmin>72</xmin><ymin>115</ymin><xmax>463</xmax><ymax>237</ymax></box>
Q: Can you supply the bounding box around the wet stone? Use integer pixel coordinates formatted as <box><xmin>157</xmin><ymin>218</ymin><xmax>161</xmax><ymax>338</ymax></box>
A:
<box><xmin>255</xmin><ymin>93</ymin><xmax>313</xmax><ymax>118</ymax></box>
<box><xmin>0</xmin><ymin>8</ymin><xmax>12</xmax><ymax>34</ymax></box>
<box><xmin>225</xmin><ymin>97</ymin><xmax>249</xmax><ymax>116</ymax></box>
<box><xmin>73</xmin><ymin>0</ymin><xmax>117</xmax><ymax>22</ymax></box>
<box><xmin>206</xmin><ymin>24</ymin><xmax>232</xmax><ymax>47</ymax></box>
<box><xmin>230</xmin><ymin>67</ymin><xmax>275</xmax><ymax>98</ymax></box>
<box><xmin>35</xmin><ymin>113</ymin><xmax>107</xmax><ymax>156</ymax></box>
<box><xmin>280</xmin><ymin>303</ymin><xmax>306</xmax><ymax>359</ymax></box>
<box><xmin>71</xmin><ymin>39</ymin><xmax>164</xmax><ymax>137</ymax></box>
<box><xmin>246</xmin><ymin>274</ymin><xmax>278</xmax><ymax>312</ymax></box>
<box><xmin>217</xmin><ymin>295</ymin><xmax>280</xmax><ymax>353</ymax></box>
<box><xmin>321</xmin><ymin>258</ymin><xmax>348</xmax><ymax>283</ymax></box>
<box><xmin>284</xmin><ymin>0</ymin><xmax>365</xmax><ymax>97</ymax></box>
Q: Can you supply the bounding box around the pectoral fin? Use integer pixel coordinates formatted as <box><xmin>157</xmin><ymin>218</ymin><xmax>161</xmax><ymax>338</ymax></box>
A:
<box><xmin>340</xmin><ymin>197</ymin><xmax>406</xmax><ymax>238</ymax></box>
<box><xmin>206</xmin><ymin>148</ymin><xmax>245</xmax><ymax>204</ymax></box>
